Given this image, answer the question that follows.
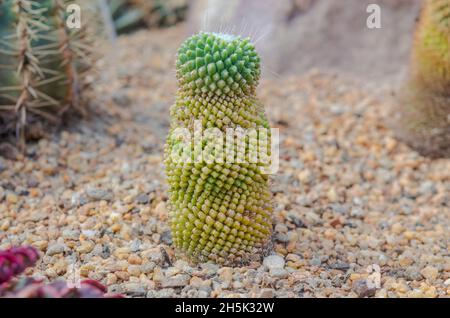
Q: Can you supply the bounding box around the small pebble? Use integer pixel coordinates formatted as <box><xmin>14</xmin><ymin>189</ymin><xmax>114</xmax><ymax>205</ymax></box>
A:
<box><xmin>263</xmin><ymin>255</ymin><xmax>285</xmax><ymax>271</ymax></box>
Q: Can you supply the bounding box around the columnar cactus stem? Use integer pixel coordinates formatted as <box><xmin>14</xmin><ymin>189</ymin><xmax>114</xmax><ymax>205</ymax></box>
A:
<box><xmin>394</xmin><ymin>0</ymin><xmax>450</xmax><ymax>157</ymax></box>
<box><xmin>164</xmin><ymin>32</ymin><xmax>273</xmax><ymax>265</ymax></box>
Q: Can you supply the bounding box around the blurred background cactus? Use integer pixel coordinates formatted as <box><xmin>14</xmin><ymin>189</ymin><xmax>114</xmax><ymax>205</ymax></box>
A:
<box><xmin>0</xmin><ymin>246</ymin><xmax>122</xmax><ymax>298</ymax></box>
<box><xmin>394</xmin><ymin>0</ymin><xmax>450</xmax><ymax>158</ymax></box>
<box><xmin>0</xmin><ymin>0</ymin><xmax>102</xmax><ymax>149</ymax></box>
<box><xmin>109</xmin><ymin>0</ymin><xmax>189</xmax><ymax>34</ymax></box>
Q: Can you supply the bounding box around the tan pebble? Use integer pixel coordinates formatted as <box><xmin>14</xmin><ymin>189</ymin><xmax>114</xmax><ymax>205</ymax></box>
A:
<box><xmin>297</xmin><ymin>170</ymin><xmax>311</xmax><ymax>183</ymax></box>
<box><xmin>109</xmin><ymin>212</ymin><xmax>121</xmax><ymax>222</ymax></box>
<box><xmin>218</xmin><ymin>267</ymin><xmax>233</xmax><ymax>282</ymax></box>
<box><xmin>153</xmin><ymin>267</ymin><xmax>164</xmax><ymax>282</ymax></box>
<box><xmin>1</xmin><ymin>220</ymin><xmax>10</xmax><ymax>231</ymax></box>
<box><xmin>274</xmin><ymin>244</ymin><xmax>288</xmax><ymax>255</ymax></box>
<box><xmin>77</xmin><ymin>241</ymin><xmax>94</xmax><ymax>254</ymax></box>
<box><xmin>33</xmin><ymin>240</ymin><xmax>48</xmax><ymax>251</ymax></box>
<box><xmin>398</xmin><ymin>257</ymin><xmax>414</xmax><ymax>267</ymax></box>
<box><xmin>115</xmin><ymin>271</ymin><xmax>130</xmax><ymax>281</ymax></box>
<box><xmin>190</xmin><ymin>276</ymin><xmax>210</xmax><ymax>288</ymax></box>
<box><xmin>128</xmin><ymin>254</ymin><xmax>142</xmax><ymax>265</ymax></box>
<box><xmin>6</xmin><ymin>194</ymin><xmax>18</xmax><ymax>204</ymax></box>
<box><xmin>327</xmin><ymin>187</ymin><xmax>338</xmax><ymax>202</ymax></box>
<box><xmin>349</xmin><ymin>273</ymin><xmax>362</xmax><ymax>281</ymax></box>
<box><xmin>148</xmin><ymin>155</ymin><xmax>161</xmax><ymax>164</ymax></box>
<box><xmin>419</xmin><ymin>283</ymin><xmax>437</xmax><ymax>298</ymax></box>
<box><xmin>384</xmin><ymin>137</ymin><xmax>397</xmax><ymax>151</ymax></box>
<box><xmin>106</xmin><ymin>273</ymin><xmax>117</xmax><ymax>285</ymax></box>
<box><xmin>302</xmin><ymin>150</ymin><xmax>316</xmax><ymax>162</ymax></box>
<box><xmin>394</xmin><ymin>282</ymin><xmax>410</xmax><ymax>293</ymax></box>
<box><xmin>80</xmin><ymin>264</ymin><xmax>95</xmax><ymax>277</ymax></box>
<box><xmin>45</xmin><ymin>268</ymin><xmax>57</xmax><ymax>278</ymax></box>
<box><xmin>127</xmin><ymin>265</ymin><xmax>142</xmax><ymax>276</ymax></box>
<box><xmin>123</xmin><ymin>195</ymin><xmax>134</xmax><ymax>204</ymax></box>
<box><xmin>324</xmin><ymin>228</ymin><xmax>336</xmax><ymax>240</ymax></box>
<box><xmin>421</xmin><ymin>266</ymin><xmax>439</xmax><ymax>282</ymax></box>
<box><xmin>403</xmin><ymin>231</ymin><xmax>415</xmax><ymax>240</ymax></box>
<box><xmin>110</xmin><ymin>223</ymin><xmax>121</xmax><ymax>233</ymax></box>
<box><xmin>391</xmin><ymin>223</ymin><xmax>403</xmax><ymax>234</ymax></box>
<box><xmin>284</xmin><ymin>137</ymin><xmax>296</xmax><ymax>147</ymax></box>
<box><xmin>286</xmin><ymin>241</ymin><xmax>297</xmax><ymax>253</ymax></box>
<box><xmin>407</xmin><ymin>290</ymin><xmax>424</xmax><ymax>298</ymax></box>
<box><xmin>154</xmin><ymin>202</ymin><xmax>167</xmax><ymax>219</ymax></box>
<box><xmin>53</xmin><ymin>261</ymin><xmax>68</xmax><ymax>275</ymax></box>
<box><xmin>29</xmin><ymin>188</ymin><xmax>41</xmax><ymax>198</ymax></box>
<box><xmin>140</xmin><ymin>207</ymin><xmax>151</xmax><ymax>216</ymax></box>
<box><xmin>121</xmin><ymin>228</ymin><xmax>132</xmax><ymax>241</ymax></box>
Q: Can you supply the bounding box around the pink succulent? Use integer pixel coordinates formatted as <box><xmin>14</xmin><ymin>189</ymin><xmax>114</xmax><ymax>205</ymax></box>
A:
<box><xmin>0</xmin><ymin>246</ymin><xmax>39</xmax><ymax>284</ymax></box>
<box><xmin>0</xmin><ymin>246</ymin><xmax>123</xmax><ymax>298</ymax></box>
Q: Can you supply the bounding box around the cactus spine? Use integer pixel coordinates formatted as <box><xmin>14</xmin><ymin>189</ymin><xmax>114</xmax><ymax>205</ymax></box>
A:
<box><xmin>0</xmin><ymin>0</ymin><xmax>100</xmax><ymax>147</ymax></box>
<box><xmin>164</xmin><ymin>32</ymin><xmax>273</xmax><ymax>265</ymax></box>
<box><xmin>395</xmin><ymin>0</ymin><xmax>450</xmax><ymax>157</ymax></box>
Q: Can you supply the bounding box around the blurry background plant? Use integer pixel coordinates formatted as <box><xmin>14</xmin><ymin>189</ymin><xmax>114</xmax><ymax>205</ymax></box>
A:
<box><xmin>393</xmin><ymin>0</ymin><xmax>450</xmax><ymax>157</ymax></box>
<box><xmin>109</xmin><ymin>0</ymin><xmax>189</xmax><ymax>34</ymax></box>
<box><xmin>0</xmin><ymin>246</ymin><xmax>123</xmax><ymax>298</ymax></box>
<box><xmin>0</xmin><ymin>0</ymin><xmax>103</xmax><ymax>150</ymax></box>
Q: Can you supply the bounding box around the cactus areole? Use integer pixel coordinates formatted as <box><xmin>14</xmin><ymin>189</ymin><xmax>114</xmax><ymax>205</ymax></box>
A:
<box><xmin>164</xmin><ymin>32</ymin><xmax>274</xmax><ymax>265</ymax></box>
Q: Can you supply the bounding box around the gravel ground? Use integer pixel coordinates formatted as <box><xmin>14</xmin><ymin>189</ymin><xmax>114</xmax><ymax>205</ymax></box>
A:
<box><xmin>0</xmin><ymin>26</ymin><xmax>449</xmax><ymax>298</ymax></box>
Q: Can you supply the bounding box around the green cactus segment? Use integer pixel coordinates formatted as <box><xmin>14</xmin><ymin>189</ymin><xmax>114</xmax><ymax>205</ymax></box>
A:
<box><xmin>165</xmin><ymin>33</ymin><xmax>273</xmax><ymax>265</ymax></box>
<box><xmin>412</xmin><ymin>0</ymin><xmax>450</xmax><ymax>93</ymax></box>
<box><xmin>0</xmin><ymin>0</ymin><xmax>100</xmax><ymax>144</ymax></box>
<box><xmin>176</xmin><ymin>32</ymin><xmax>261</xmax><ymax>97</ymax></box>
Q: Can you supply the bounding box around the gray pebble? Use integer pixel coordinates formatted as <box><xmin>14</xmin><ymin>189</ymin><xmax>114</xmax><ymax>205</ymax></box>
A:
<box><xmin>129</xmin><ymin>239</ymin><xmax>142</xmax><ymax>252</ymax></box>
<box><xmin>136</xmin><ymin>193</ymin><xmax>150</xmax><ymax>204</ymax></box>
<box><xmin>62</xmin><ymin>229</ymin><xmax>80</xmax><ymax>240</ymax></box>
<box><xmin>123</xmin><ymin>283</ymin><xmax>146</xmax><ymax>297</ymax></box>
<box><xmin>161</xmin><ymin>274</ymin><xmax>191</xmax><ymax>288</ymax></box>
<box><xmin>263</xmin><ymin>255</ymin><xmax>285</xmax><ymax>270</ymax></box>
<box><xmin>269</xmin><ymin>268</ymin><xmax>289</xmax><ymax>278</ymax></box>
<box><xmin>86</xmin><ymin>186</ymin><xmax>113</xmax><ymax>201</ymax></box>
<box><xmin>309</xmin><ymin>258</ymin><xmax>322</xmax><ymax>267</ymax></box>
<box><xmin>352</xmin><ymin>279</ymin><xmax>377</xmax><ymax>298</ymax></box>
<box><xmin>46</xmin><ymin>243</ymin><xmax>65</xmax><ymax>256</ymax></box>
<box><xmin>329</xmin><ymin>261</ymin><xmax>350</xmax><ymax>271</ymax></box>
<box><xmin>141</xmin><ymin>262</ymin><xmax>156</xmax><ymax>274</ymax></box>
<box><xmin>158</xmin><ymin>288</ymin><xmax>176</xmax><ymax>298</ymax></box>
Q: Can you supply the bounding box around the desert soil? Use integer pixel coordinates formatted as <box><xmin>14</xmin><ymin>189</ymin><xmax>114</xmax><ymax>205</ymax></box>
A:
<box><xmin>0</xmin><ymin>26</ymin><xmax>449</xmax><ymax>298</ymax></box>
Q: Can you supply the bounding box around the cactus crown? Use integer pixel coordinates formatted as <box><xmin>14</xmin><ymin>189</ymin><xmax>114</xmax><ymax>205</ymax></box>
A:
<box><xmin>176</xmin><ymin>32</ymin><xmax>261</xmax><ymax>97</ymax></box>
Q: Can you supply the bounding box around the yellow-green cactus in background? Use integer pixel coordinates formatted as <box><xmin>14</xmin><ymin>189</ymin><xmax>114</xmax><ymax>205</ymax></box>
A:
<box><xmin>395</xmin><ymin>0</ymin><xmax>450</xmax><ymax>157</ymax></box>
<box><xmin>164</xmin><ymin>33</ymin><xmax>273</xmax><ymax>265</ymax></box>
<box><xmin>411</xmin><ymin>0</ymin><xmax>450</xmax><ymax>93</ymax></box>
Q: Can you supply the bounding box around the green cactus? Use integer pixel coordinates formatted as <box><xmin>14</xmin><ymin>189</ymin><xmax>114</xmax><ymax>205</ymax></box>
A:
<box><xmin>0</xmin><ymin>0</ymin><xmax>101</xmax><ymax>147</ymax></box>
<box><xmin>395</xmin><ymin>0</ymin><xmax>450</xmax><ymax>157</ymax></box>
<box><xmin>164</xmin><ymin>32</ymin><xmax>273</xmax><ymax>265</ymax></box>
